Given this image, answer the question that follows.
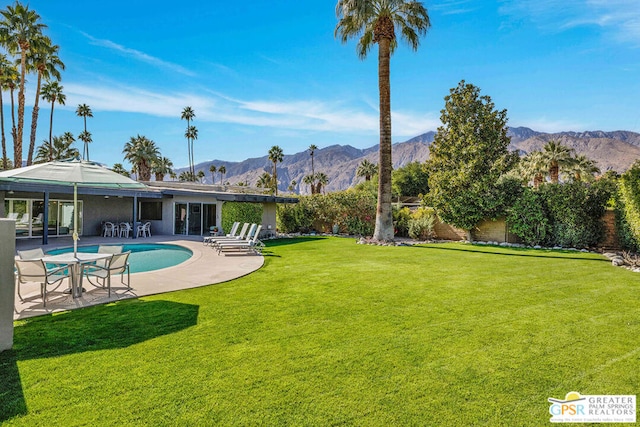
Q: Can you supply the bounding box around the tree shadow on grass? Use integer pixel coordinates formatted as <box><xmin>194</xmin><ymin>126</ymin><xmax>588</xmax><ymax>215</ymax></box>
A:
<box><xmin>264</xmin><ymin>237</ymin><xmax>326</xmax><ymax>248</ymax></box>
<box><xmin>0</xmin><ymin>299</ymin><xmax>199</xmax><ymax>422</ymax></box>
<box><xmin>407</xmin><ymin>243</ymin><xmax>609</xmax><ymax>262</ymax></box>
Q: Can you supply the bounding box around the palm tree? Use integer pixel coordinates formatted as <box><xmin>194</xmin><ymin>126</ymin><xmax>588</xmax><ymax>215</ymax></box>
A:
<box><xmin>181</xmin><ymin>106</ymin><xmax>195</xmax><ymax>176</ymax></box>
<box><xmin>26</xmin><ymin>36</ymin><xmax>63</xmax><ymax>165</ymax></box>
<box><xmin>303</xmin><ymin>174</ymin><xmax>314</xmax><ymax>194</ymax></box>
<box><xmin>268</xmin><ymin>145</ymin><xmax>284</xmax><ymax>196</ymax></box>
<box><xmin>0</xmin><ymin>1</ymin><xmax>46</xmax><ymax>168</ymax></box>
<box><xmin>218</xmin><ymin>165</ymin><xmax>226</xmax><ymax>184</ymax></box>
<box><xmin>356</xmin><ymin>159</ymin><xmax>378</xmax><ymax>181</ymax></box>
<box><xmin>76</xmin><ymin>103</ymin><xmax>93</xmax><ymax>160</ymax></box>
<box><xmin>152</xmin><ymin>156</ymin><xmax>173</xmax><ymax>181</ymax></box>
<box><xmin>336</xmin><ymin>0</ymin><xmax>430</xmax><ymax>241</ymax></box>
<box><xmin>0</xmin><ymin>54</ymin><xmax>17</xmax><ymax>170</ymax></box>
<box><xmin>288</xmin><ymin>179</ymin><xmax>297</xmax><ymax>193</ymax></box>
<box><xmin>519</xmin><ymin>151</ymin><xmax>547</xmax><ymax>188</ymax></box>
<box><xmin>178</xmin><ymin>171</ymin><xmax>195</xmax><ymax>182</ymax></box>
<box><xmin>542</xmin><ymin>140</ymin><xmax>575</xmax><ymax>184</ymax></box>
<box><xmin>40</xmin><ymin>80</ymin><xmax>65</xmax><ymax>161</ymax></box>
<box><xmin>197</xmin><ymin>170</ymin><xmax>205</xmax><ymax>183</ymax></box>
<box><xmin>122</xmin><ymin>134</ymin><xmax>160</xmax><ymax>181</ymax></box>
<box><xmin>563</xmin><ymin>154</ymin><xmax>600</xmax><ymax>183</ymax></box>
<box><xmin>309</xmin><ymin>144</ymin><xmax>318</xmax><ymax>189</ymax></box>
<box><xmin>34</xmin><ymin>134</ymin><xmax>79</xmax><ymax>163</ymax></box>
<box><xmin>209</xmin><ymin>164</ymin><xmax>216</xmax><ymax>184</ymax></box>
<box><xmin>111</xmin><ymin>163</ymin><xmax>130</xmax><ymax>177</ymax></box>
<box><xmin>315</xmin><ymin>172</ymin><xmax>329</xmax><ymax>194</ymax></box>
<box><xmin>5</xmin><ymin>68</ymin><xmax>19</xmax><ymax>165</ymax></box>
<box><xmin>256</xmin><ymin>172</ymin><xmax>273</xmax><ymax>192</ymax></box>
<box><xmin>184</xmin><ymin>125</ymin><xmax>198</xmax><ymax>181</ymax></box>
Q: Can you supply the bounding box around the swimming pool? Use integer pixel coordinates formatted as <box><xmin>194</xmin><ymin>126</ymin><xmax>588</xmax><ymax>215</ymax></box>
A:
<box><xmin>47</xmin><ymin>243</ymin><xmax>193</xmax><ymax>273</ymax></box>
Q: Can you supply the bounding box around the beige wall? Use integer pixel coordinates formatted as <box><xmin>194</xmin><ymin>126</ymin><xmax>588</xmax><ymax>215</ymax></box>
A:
<box><xmin>0</xmin><ymin>219</ymin><xmax>16</xmax><ymax>351</ymax></box>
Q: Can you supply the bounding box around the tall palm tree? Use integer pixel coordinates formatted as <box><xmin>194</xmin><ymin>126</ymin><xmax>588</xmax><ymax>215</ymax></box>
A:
<box><xmin>336</xmin><ymin>0</ymin><xmax>430</xmax><ymax>241</ymax></box>
<box><xmin>268</xmin><ymin>145</ymin><xmax>284</xmax><ymax>196</ymax></box>
<box><xmin>218</xmin><ymin>165</ymin><xmax>226</xmax><ymax>184</ymax></box>
<box><xmin>76</xmin><ymin>103</ymin><xmax>93</xmax><ymax>159</ymax></box>
<box><xmin>4</xmin><ymin>66</ymin><xmax>19</xmax><ymax>166</ymax></box>
<box><xmin>122</xmin><ymin>134</ymin><xmax>160</xmax><ymax>181</ymax></box>
<box><xmin>184</xmin><ymin>125</ymin><xmax>198</xmax><ymax>181</ymax></box>
<box><xmin>0</xmin><ymin>1</ymin><xmax>46</xmax><ymax>168</ymax></box>
<box><xmin>563</xmin><ymin>154</ymin><xmax>600</xmax><ymax>183</ymax></box>
<box><xmin>356</xmin><ymin>159</ymin><xmax>378</xmax><ymax>181</ymax></box>
<box><xmin>181</xmin><ymin>106</ymin><xmax>195</xmax><ymax>176</ymax></box>
<box><xmin>542</xmin><ymin>140</ymin><xmax>575</xmax><ymax>184</ymax></box>
<box><xmin>308</xmin><ymin>144</ymin><xmax>318</xmax><ymax>189</ymax></box>
<box><xmin>303</xmin><ymin>174</ymin><xmax>314</xmax><ymax>194</ymax></box>
<box><xmin>40</xmin><ymin>80</ymin><xmax>65</xmax><ymax>161</ymax></box>
<box><xmin>34</xmin><ymin>134</ymin><xmax>78</xmax><ymax>163</ymax></box>
<box><xmin>26</xmin><ymin>36</ymin><xmax>63</xmax><ymax>165</ymax></box>
<box><xmin>209</xmin><ymin>164</ymin><xmax>216</xmax><ymax>184</ymax></box>
<box><xmin>0</xmin><ymin>54</ymin><xmax>17</xmax><ymax>170</ymax></box>
<box><xmin>197</xmin><ymin>170</ymin><xmax>205</xmax><ymax>183</ymax></box>
<box><xmin>152</xmin><ymin>156</ymin><xmax>173</xmax><ymax>181</ymax></box>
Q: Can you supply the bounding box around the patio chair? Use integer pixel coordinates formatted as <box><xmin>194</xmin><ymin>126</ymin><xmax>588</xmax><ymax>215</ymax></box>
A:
<box><xmin>84</xmin><ymin>251</ymin><xmax>131</xmax><ymax>297</ymax></box>
<box><xmin>7</xmin><ymin>212</ymin><xmax>19</xmax><ymax>220</ymax></box>
<box><xmin>32</xmin><ymin>213</ymin><xmax>43</xmax><ymax>225</ymax></box>
<box><xmin>15</xmin><ymin>259</ymin><xmax>70</xmax><ymax>307</ymax></box>
<box><xmin>203</xmin><ymin>221</ymin><xmax>240</xmax><ymax>246</ymax></box>
<box><xmin>209</xmin><ymin>223</ymin><xmax>252</xmax><ymax>247</ymax></box>
<box><xmin>137</xmin><ymin>221</ymin><xmax>151</xmax><ymax>238</ymax></box>
<box><xmin>17</xmin><ymin>213</ymin><xmax>30</xmax><ymax>225</ymax></box>
<box><xmin>119</xmin><ymin>222</ymin><xmax>132</xmax><ymax>238</ymax></box>
<box><xmin>17</xmin><ymin>248</ymin><xmax>45</xmax><ymax>260</ymax></box>
<box><xmin>216</xmin><ymin>225</ymin><xmax>264</xmax><ymax>255</ymax></box>
<box><xmin>103</xmin><ymin>222</ymin><xmax>116</xmax><ymax>237</ymax></box>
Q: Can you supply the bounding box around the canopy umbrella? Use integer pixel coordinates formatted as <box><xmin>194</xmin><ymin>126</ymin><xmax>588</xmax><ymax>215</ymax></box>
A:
<box><xmin>0</xmin><ymin>158</ymin><xmax>146</xmax><ymax>255</ymax></box>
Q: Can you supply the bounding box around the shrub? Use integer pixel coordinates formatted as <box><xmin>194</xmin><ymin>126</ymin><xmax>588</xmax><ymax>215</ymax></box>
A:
<box><xmin>221</xmin><ymin>202</ymin><xmax>263</xmax><ymax>234</ymax></box>
<box><xmin>407</xmin><ymin>207</ymin><xmax>436</xmax><ymax>240</ymax></box>
<box><xmin>616</xmin><ymin>162</ymin><xmax>640</xmax><ymax>251</ymax></box>
<box><xmin>506</xmin><ymin>188</ymin><xmax>549</xmax><ymax>246</ymax></box>
<box><xmin>393</xmin><ymin>206</ymin><xmax>412</xmax><ymax>237</ymax></box>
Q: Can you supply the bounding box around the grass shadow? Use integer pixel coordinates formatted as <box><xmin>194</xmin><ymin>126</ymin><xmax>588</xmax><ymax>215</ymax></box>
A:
<box><xmin>407</xmin><ymin>243</ymin><xmax>609</xmax><ymax>262</ymax></box>
<box><xmin>264</xmin><ymin>237</ymin><xmax>326</xmax><ymax>247</ymax></box>
<box><xmin>0</xmin><ymin>299</ymin><xmax>199</xmax><ymax>422</ymax></box>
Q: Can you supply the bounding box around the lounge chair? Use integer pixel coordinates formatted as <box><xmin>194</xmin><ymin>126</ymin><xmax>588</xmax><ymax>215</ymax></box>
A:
<box><xmin>15</xmin><ymin>259</ymin><xmax>70</xmax><ymax>307</ymax></box>
<box><xmin>17</xmin><ymin>213</ymin><xmax>30</xmax><ymax>225</ymax></box>
<box><xmin>216</xmin><ymin>225</ymin><xmax>264</xmax><ymax>255</ymax></box>
<box><xmin>211</xmin><ymin>223</ymin><xmax>256</xmax><ymax>247</ymax></box>
<box><xmin>7</xmin><ymin>212</ymin><xmax>19</xmax><ymax>220</ymax></box>
<box><xmin>203</xmin><ymin>222</ymin><xmax>240</xmax><ymax>246</ymax></box>
<box><xmin>208</xmin><ymin>223</ymin><xmax>251</xmax><ymax>246</ymax></box>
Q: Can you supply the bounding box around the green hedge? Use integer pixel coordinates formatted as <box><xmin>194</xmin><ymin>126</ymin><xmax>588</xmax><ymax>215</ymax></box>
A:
<box><xmin>221</xmin><ymin>202</ymin><xmax>263</xmax><ymax>234</ymax></box>
<box><xmin>616</xmin><ymin>162</ymin><xmax>640</xmax><ymax>251</ymax></box>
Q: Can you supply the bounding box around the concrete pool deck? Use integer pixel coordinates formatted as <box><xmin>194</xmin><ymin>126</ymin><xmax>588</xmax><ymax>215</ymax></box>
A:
<box><xmin>13</xmin><ymin>235</ymin><xmax>264</xmax><ymax>320</ymax></box>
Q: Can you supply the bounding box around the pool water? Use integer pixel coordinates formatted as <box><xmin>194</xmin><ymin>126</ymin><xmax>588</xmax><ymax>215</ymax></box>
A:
<box><xmin>47</xmin><ymin>243</ymin><xmax>193</xmax><ymax>273</ymax></box>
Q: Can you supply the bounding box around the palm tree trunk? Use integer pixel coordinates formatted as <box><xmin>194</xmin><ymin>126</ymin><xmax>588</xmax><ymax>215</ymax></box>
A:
<box><xmin>273</xmin><ymin>163</ymin><xmax>278</xmax><ymax>196</ymax></box>
<box><xmin>48</xmin><ymin>100</ymin><xmax>56</xmax><ymax>161</ymax></box>
<box><xmin>372</xmin><ymin>37</ymin><xmax>394</xmax><ymax>242</ymax></box>
<box><xmin>0</xmin><ymin>91</ymin><xmax>6</xmax><ymax>169</ymax></box>
<box><xmin>10</xmin><ymin>87</ymin><xmax>17</xmax><ymax>164</ymax></box>
<box><xmin>27</xmin><ymin>72</ymin><xmax>43</xmax><ymax>166</ymax></box>
<box><xmin>550</xmin><ymin>162</ymin><xmax>559</xmax><ymax>184</ymax></box>
<box><xmin>16</xmin><ymin>50</ymin><xmax>27</xmax><ymax>168</ymax></box>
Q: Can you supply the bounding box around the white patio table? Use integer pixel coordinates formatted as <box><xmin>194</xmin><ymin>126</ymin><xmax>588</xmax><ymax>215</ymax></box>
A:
<box><xmin>42</xmin><ymin>253</ymin><xmax>111</xmax><ymax>298</ymax></box>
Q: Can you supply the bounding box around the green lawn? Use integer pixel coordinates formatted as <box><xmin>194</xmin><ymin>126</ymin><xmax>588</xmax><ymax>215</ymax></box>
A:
<box><xmin>1</xmin><ymin>237</ymin><xmax>638</xmax><ymax>426</ymax></box>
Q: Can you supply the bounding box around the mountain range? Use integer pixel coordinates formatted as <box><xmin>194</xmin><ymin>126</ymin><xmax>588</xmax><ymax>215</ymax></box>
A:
<box><xmin>188</xmin><ymin>127</ymin><xmax>640</xmax><ymax>194</ymax></box>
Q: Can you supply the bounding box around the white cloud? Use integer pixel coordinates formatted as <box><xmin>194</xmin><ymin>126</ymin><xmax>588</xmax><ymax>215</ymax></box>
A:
<box><xmin>61</xmin><ymin>82</ymin><xmax>438</xmax><ymax>137</ymax></box>
<box><xmin>499</xmin><ymin>0</ymin><xmax>640</xmax><ymax>46</ymax></box>
<box><xmin>431</xmin><ymin>1</ymin><xmax>478</xmax><ymax>15</ymax></box>
<box><xmin>80</xmin><ymin>32</ymin><xmax>197</xmax><ymax>76</ymax></box>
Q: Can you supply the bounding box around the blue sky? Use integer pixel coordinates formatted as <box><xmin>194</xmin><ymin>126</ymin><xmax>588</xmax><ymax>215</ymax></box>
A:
<box><xmin>5</xmin><ymin>0</ymin><xmax>640</xmax><ymax>169</ymax></box>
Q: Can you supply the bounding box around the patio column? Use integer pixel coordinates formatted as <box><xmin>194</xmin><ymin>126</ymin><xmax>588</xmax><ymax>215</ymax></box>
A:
<box><xmin>0</xmin><ymin>218</ymin><xmax>16</xmax><ymax>351</ymax></box>
<box><xmin>42</xmin><ymin>191</ymin><xmax>49</xmax><ymax>245</ymax></box>
<box><xmin>132</xmin><ymin>195</ymin><xmax>138</xmax><ymax>239</ymax></box>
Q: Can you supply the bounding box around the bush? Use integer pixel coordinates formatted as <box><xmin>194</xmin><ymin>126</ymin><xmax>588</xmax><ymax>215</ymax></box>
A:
<box><xmin>506</xmin><ymin>188</ymin><xmax>549</xmax><ymax>246</ymax></box>
<box><xmin>407</xmin><ymin>208</ymin><xmax>436</xmax><ymax>240</ymax></box>
<box><xmin>616</xmin><ymin>162</ymin><xmax>640</xmax><ymax>251</ymax></box>
<box><xmin>221</xmin><ymin>202</ymin><xmax>263</xmax><ymax>234</ymax></box>
<box><xmin>393</xmin><ymin>206</ymin><xmax>412</xmax><ymax>237</ymax></box>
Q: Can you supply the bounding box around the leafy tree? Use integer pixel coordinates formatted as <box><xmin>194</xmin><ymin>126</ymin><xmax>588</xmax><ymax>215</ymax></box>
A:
<box><xmin>122</xmin><ymin>134</ymin><xmax>159</xmax><ymax>181</ymax></box>
<box><xmin>268</xmin><ymin>145</ymin><xmax>284</xmax><ymax>196</ymax></box>
<box><xmin>427</xmin><ymin>80</ymin><xmax>517</xmax><ymax>240</ymax></box>
<box><xmin>0</xmin><ymin>1</ymin><xmax>46</xmax><ymax>168</ymax></box>
<box><xmin>209</xmin><ymin>164</ymin><xmax>216</xmax><ymax>184</ymax></box>
<box><xmin>40</xmin><ymin>80</ymin><xmax>65</xmax><ymax>161</ymax></box>
<box><xmin>336</xmin><ymin>0</ymin><xmax>430</xmax><ymax>241</ymax></box>
<box><xmin>356</xmin><ymin>159</ymin><xmax>378</xmax><ymax>182</ymax></box>
<box><xmin>392</xmin><ymin>161</ymin><xmax>429</xmax><ymax>197</ymax></box>
<box><xmin>76</xmin><ymin>103</ymin><xmax>93</xmax><ymax>160</ymax></box>
<box><xmin>26</xmin><ymin>35</ymin><xmax>63</xmax><ymax>165</ymax></box>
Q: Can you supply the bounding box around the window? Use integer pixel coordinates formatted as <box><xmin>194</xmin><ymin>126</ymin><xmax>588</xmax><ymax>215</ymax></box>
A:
<box><xmin>140</xmin><ymin>201</ymin><xmax>162</xmax><ymax>220</ymax></box>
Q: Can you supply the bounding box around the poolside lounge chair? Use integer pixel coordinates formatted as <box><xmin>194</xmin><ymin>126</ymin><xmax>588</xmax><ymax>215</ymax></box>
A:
<box><xmin>203</xmin><ymin>221</ymin><xmax>240</xmax><ymax>246</ymax></box>
<box><xmin>32</xmin><ymin>213</ymin><xmax>43</xmax><ymax>225</ymax></box>
<box><xmin>17</xmin><ymin>213</ymin><xmax>30</xmax><ymax>225</ymax></box>
<box><xmin>216</xmin><ymin>225</ymin><xmax>264</xmax><ymax>255</ymax></box>
<box><xmin>15</xmin><ymin>259</ymin><xmax>70</xmax><ymax>307</ymax></box>
<box><xmin>84</xmin><ymin>251</ymin><xmax>131</xmax><ymax>297</ymax></box>
<box><xmin>210</xmin><ymin>223</ymin><xmax>256</xmax><ymax>248</ymax></box>
<box><xmin>7</xmin><ymin>212</ymin><xmax>19</xmax><ymax>220</ymax></box>
<box><xmin>208</xmin><ymin>223</ymin><xmax>251</xmax><ymax>246</ymax></box>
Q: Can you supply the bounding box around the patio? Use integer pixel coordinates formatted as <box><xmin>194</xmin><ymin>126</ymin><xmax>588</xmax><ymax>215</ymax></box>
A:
<box><xmin>13</xmin><ymin>234</ymin><xmax>264</xmax><ymax>320</ymax></box>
